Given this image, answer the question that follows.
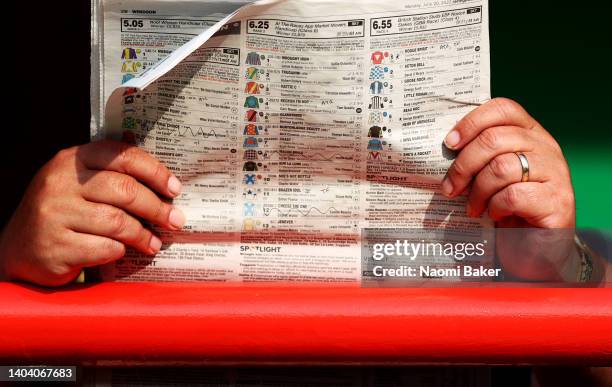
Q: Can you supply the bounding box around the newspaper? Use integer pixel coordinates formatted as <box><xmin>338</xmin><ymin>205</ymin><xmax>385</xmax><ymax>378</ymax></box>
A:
<box><xmin>91</xmin><ymin>0</ymin><xmax>252</xmax><ymax>136</ymax></box>
<box><xmin>94</xmin><ymin>0</ymin><xmax>493</xmax><ymax>282</ymax></box>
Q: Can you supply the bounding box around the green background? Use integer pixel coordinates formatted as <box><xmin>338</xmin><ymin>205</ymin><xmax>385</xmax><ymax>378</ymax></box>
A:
<box><xmin>489</xmin><ymin>1</ymin><xmax>611</xmax><ymax>228</ymax></box>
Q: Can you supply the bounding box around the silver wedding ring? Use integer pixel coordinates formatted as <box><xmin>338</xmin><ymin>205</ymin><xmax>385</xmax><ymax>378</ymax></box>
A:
<box><xmin>516</xmin><ymin>152</ymin><xmax>530</xmax><ymax>182</ymax></box>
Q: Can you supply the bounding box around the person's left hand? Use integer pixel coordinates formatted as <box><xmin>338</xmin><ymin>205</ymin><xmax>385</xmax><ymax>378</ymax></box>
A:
<box><xmin>442</xmin><ymin>97</ymin><xmax>575</xmax><ymax>229</ymax></box>
<box><xmin>441</xmin><ymin>98</ymin><xmax>576</xmax><ymax>280</ymax></box>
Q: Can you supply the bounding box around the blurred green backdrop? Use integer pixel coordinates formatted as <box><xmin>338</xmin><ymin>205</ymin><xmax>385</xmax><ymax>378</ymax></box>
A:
<box><xmin>490</xmin><ymin>1</ymin><xmax>611</xmax><ymax>228</ymax></box>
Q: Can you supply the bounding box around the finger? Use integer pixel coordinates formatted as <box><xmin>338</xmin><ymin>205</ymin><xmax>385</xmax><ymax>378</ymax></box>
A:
<box><xmin>442</xmin><ymin>126</ymin><xmax>537</xmax><ymax>197</ymax></box>
<box><xmin>64</xmin><ymin>230</ymin><xmax>127</xmax><ymax>267</ymax></box>
<box><xmin>77</xmin><ymin>140</ymin><xmax>182</xmax><ymax>198</ymax></box>
<box><xmin>444</xmin><ymin>98</ymin><xmax>540</xmax><ymax>150</ymax></box>
<box><xmin>80</xmin><ymin>170</ymin><xmax>185</xmax><ymax>230</ymax></box>
<box><xmin>68</xmin><ymin>201</ymin><xmax>162</xmax><ymax>255</ymax></box>
<box><xmin>488</xmin><ymin>183</ymin><xmax>556</xmax><ymax>226</ymax></box>
<box><xmin>467</xmin><ymin>152</ymin><xmax>549</xmax><ymax>217</ymax></box>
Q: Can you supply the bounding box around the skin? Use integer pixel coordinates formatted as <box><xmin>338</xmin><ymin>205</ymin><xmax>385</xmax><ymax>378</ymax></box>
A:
<box><xmin>2</xmin><ymin>99</ymin><xmax>606</xmax><ymax>383</ymax></box>
<box><xmin>0</xmin><ymin>98</ymin><xmax>577</xmax><ymax>286</ymax></box>
<box><xmin>0</xmin><ymin>140</ymin><xmax>185</xmax><ymax>286</ymax></box>
<box><xmin>441</xmin><ymin>98</ymin><xmax>576</xmax><ymax>281</ymax></box>
<box><xmin>442</xmin><ymin>97</ymin><xmax>574</xmax><ymax>229</ymax></box>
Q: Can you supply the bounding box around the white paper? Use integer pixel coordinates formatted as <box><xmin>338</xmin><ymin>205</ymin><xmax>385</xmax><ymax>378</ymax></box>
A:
<box><xmin>95</xmin><ymin>0</ymin><xmax>494</xmax><ymax>282</ymax></box>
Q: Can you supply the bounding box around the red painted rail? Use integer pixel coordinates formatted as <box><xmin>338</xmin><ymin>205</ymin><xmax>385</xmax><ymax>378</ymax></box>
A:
<box><xmin>0</xmin><ymin>283</ymin><xmax>611</xmax><ymax>366</ymax></box>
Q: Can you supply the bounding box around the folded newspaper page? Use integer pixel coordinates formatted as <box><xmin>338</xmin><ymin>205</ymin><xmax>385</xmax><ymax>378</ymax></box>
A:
<box><xmin>91</xmin><ymin>0</ymin><xmax>253</xmax><ymax>135</ymax></box>
<box><xmin>96</xmin><ymin>0</ymin><xmax>493</xmax><ymax>282</ymax></box>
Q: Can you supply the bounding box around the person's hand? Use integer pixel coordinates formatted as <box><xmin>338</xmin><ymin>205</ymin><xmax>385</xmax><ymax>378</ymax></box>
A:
<box><xmin>0</xmin><ymin>140</ymin><xmax>185</xmax><ymax>286</ymax></box>
<box><xmin>442</xmin><ymin>98</ymin><xmax>574</xmax><ymax>228</ymax></box>
<box><xmin>442</xmin><ymin>98</ymin><xmax>576</xmax><ymax>280</ymax></box>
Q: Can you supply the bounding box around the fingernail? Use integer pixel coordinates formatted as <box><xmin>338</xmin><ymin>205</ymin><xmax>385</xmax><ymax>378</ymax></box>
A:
<box><xmin>441</xmin><ymin>178</ymin><xmax>454</xmax><ymax>197</ymax></box>
<box><xmin>444</xmin><ymin>130</ymin><xmax>460</xmax><ymax>149</ymax></box>
<box><xmin>169</xmin><ymin>208</ymin><xmax>186</xmax><ymax>229</ymax></box>
<box><xmin>168</xmin><ymin>175</ymin><xmax>182</xmax><ymax>196</ymax></box>
<box><xmin>149</xmin><ymin>235</ymin><xmax>162</xmax><ymax>253</ymax></box>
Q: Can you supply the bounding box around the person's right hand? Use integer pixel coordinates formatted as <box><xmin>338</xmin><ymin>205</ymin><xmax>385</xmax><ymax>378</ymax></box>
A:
<box><xmin>0</xmin><ymin>140</ymin><xmax>185</xmax><ymax>286</ymax></box>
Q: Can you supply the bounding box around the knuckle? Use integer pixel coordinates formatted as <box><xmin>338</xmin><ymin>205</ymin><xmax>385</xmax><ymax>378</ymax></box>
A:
<box><xmin>504</xmin><ymin>184</ymin><xmax>537</xmax><ymax>209</ymax></box>
<box><xmin>457</xmin><ymin>115</ymin><xmax>478</xmax><ymax>134</ymax></box>
<box><xmin>114</xmin><ymin>176</ymin><xmax>139</xmax><ymax>205</ymax></box>
<box><xmin>122</xmin><ymin>221</ymin><xmax>149</xmax><ymax>246</ymax></box>
<box><xmin>104</xmin><ymin>207</ymin><xmax>130</xmax><ymax>236</ymax></box>
<box><xmin>488</xmin><ymin>155</ymin><xmax>514</xmax><ymax>180</ymax></box>
<box><xmin>30</xmin><ymin>191</ymin><xmax>62</xmax><ymax>224</ymax></box>
<box><xmin>503</xmin><ymin>185</ymin><xmax>522</xmax><ymax>208</ymax></box>
<box><xmin>491</xmin><ymin>97</ymin><xmax>516</xmax><ymax>107</ymax></box>
<box><xmin>491</xmin><ymin>97</ymin><xmax>519</xmax><ymax>116</ymax></box>
<box><xmin>450</xmin><ymin>159</ymin><xmax>469</xmax><ymax>179</ymax></box>
<box><xmin>53</xmin><ymin>146</ymin><xmax>78</xmax><ymax>163</ymax></box>
<box><xmin>117</xmin><ymin>143</ymin><xmax>139</xmax><ymax>170</ymax></box>
<box><xmin>558</xmin><ymin>189</ymin><xmax>575</xmax><ymax>213</ymax></box>
<box><xmin>34</xmin><ymin>202</ymin><xmax>54</xmax><ymax>223</ymax></box>
<box><xmin>544</xmin><ymin>134</ymin><xmax>564</xmax><ymax>155</ymax></box>
<box><xmin>37</xmin><ymin>154</ymin><xmax>78</xmax><ymax>194</ymax></box>
<box><xmin>37</xmin><ymin>172</ymin><xmax>61</xmax><ymax>196</ymax></box>
<box><xmin>45</xmin><ymin>263</ymin><xmax>76</xmax><ymax>281</ymax></box>
<box><xmin>53</xmin><ymin>149</ymin><xmax>69</xmax><ymax>162</ymax></box>
<box><xmin>477</xmin><ymin>128</ymin><xmax>500</xmax><ymax>152</ymax></box>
